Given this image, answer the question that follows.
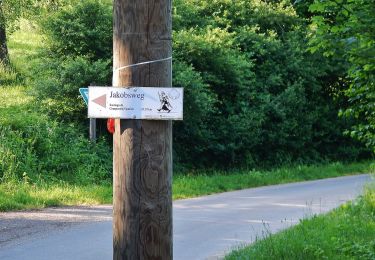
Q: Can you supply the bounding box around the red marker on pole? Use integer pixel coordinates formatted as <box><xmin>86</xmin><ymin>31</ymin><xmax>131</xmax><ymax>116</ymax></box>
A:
<box><xmin>107</xmin><ymin>118</ymin><xmax>115</xmax><ymax>134</ymax></box>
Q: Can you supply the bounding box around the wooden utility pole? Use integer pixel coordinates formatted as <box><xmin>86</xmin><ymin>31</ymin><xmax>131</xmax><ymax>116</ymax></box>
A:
<box><xmin>113</xmin><ymin>0</ymin><xmax>172</xmax><ymax>259</ymax></box>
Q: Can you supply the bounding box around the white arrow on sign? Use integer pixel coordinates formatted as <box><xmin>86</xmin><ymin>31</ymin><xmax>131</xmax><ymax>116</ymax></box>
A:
<box><xmin>92</xmin><ymin>94</ymin><xmax>107</xmax><ymax>108</ymax></box>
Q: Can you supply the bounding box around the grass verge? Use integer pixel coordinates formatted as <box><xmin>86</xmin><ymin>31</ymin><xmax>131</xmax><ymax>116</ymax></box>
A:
<box><xmin>0</xmin><ymin>181</ymin><xmax>112</xmax><ymax>212</ymax></box>
<box><xmin>172</xmin><ymin>161</ymin><xmax>374</xmax><ymax>199</ymax></box>
<box><xmin>226</xmin><ymin>183</ymin><xmax>375</xmax><ymax>260</ymax></box>
<box><xmin>0</xmin><ymin>161</ymin><xmax>373</xmax><ymax>211</ymax></box>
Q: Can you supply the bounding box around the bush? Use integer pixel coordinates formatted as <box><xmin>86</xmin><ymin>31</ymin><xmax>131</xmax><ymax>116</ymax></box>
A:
<box><xmin>172</xmin><ymin>0</ymin><xmax>370</xmax><ymax>166</ymax></box>
<box><xmin>30</xmin><ymin>0</ymin><xmax>113</xmax><ymax>122</ymax></box>
<box><xmin>41</xmin><ymin>0</ymin><xmax>112</xmax><ymax>60</ymax></box>
<box><xmin>172</xmin><ymin>59</ymin><xmax>217</xmax><ymax>165</ymax></box>
<box><xmin>32</xmin><ymin>56</ymin><xmax>111</xmax><ymax>122</ymax></box>
<box><xmin>33</xmin><ymin>0</ymin><xmax>371</xmax><ymax>168</ymax></box>
<box><xmin>0</xmin><ymin>118</ymin><xmax>112</xmax><ymax>184</ymax></box>
<box><xmin>0</xmin><ymin>87</ymin><xmax>112</xmax><ymax>184</ymax></box>
<box><xmin>0</xmin><ymin>126</ymin><xmax>38</xmax><ymax>181</ymax></box>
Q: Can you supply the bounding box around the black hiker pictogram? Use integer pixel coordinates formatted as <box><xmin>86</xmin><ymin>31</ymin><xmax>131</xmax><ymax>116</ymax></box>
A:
<box><xmin>157</xmin><ymin>91</ymin><xmax>173</xmax><ymax>113</ymax></box>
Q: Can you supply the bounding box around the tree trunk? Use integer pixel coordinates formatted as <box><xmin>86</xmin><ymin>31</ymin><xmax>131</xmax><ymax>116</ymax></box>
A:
<box><xmin>0</xmin><ymin>5</ymin><xmax>9</xmax><ymax>66</ymax></box>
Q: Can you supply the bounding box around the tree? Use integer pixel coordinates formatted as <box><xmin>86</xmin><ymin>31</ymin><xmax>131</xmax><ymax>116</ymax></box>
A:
<box><xmin>0</xmin><ymin>1</ymin><xmax>10</xmax><ymax>65</ymax></box>
<box><xmin>0</xmin><ymin>0</ymin><xmax>65</xmax><ymax>65</ymax></box>
<box><xmin>33</xmin><ymin>0</ymin><xmax>368</xmax><ymax>168</ymax></box>
<box><xmin>309</xmin><ymin>0</ymin><xmax>375</xmax><ymax>151</ymax></box>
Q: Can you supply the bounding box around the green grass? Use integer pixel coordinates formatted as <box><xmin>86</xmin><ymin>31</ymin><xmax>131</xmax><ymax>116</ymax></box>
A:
<box><xmin>0</xmin><ymin>181</ymin><xmax>112</xmax><ymax>211</ymax></box>
<box><xmin>0</xmin><ymin>161</ymin><xmax>373</xmax><ymax>212</ymax></box>
<box><xmin>7</xmin><ymin>20</ymin><xmax>45</xmax><ymax>77</ymax></box>
<box><xmin>0</xmin><ymin>21</ymin><xmax>43</xmax><ymax>88</ymax></box>
<box><xmin>172</xmin><ymin>161</ymin><xmax>374</xmax><ymax>199</ymax></box>
<box><xmin>226</xmin><ymin>183</ymin><xmax>375</xmax><ymax>260</ymax></box>
<box><xmin>1</xmin><ymin>22</ymin><xmax>50</xmax><ymax>133</ymax></box>
<box><xmin>0</xmin><ymin>85</ymin><xmax>48</xmax><ymax>130</ymax></box>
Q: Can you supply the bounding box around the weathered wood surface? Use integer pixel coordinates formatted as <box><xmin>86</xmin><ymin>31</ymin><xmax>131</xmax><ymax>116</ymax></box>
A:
<box><xmin>113</xmin><ymin>0</ymin><xmax>172</xmax><ymax>259</ymax></box>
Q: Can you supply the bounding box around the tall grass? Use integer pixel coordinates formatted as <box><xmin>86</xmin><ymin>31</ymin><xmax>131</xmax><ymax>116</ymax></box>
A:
<box><xmin>7</xmin><ymin>20</ymin><xmax>45</xmax><ymax>77</ymax></box>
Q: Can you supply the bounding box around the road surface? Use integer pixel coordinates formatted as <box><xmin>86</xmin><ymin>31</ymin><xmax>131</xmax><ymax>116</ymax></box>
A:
<box><xmin>0</xmin><ymin>174</ymin><xmax>371</xmax><ymax>260</ymax></box>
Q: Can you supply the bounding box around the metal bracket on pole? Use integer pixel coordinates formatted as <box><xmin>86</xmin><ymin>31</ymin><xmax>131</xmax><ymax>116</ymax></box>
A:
<box><xmin>89</xmin><ymin>118</ymin><xmax>96</xmax><ymax>142</ymax></box>
<box><xmin>89</xmin><ymin>83</ymin><xmax>97</xmax><ymax>142</ymax></box>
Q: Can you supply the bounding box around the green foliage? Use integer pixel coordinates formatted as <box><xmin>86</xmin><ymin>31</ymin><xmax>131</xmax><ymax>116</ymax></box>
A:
<box><xmin>0</xmin><ymin>62</ymin><xmax>18</xmax><ymax>85</ymax></box>
<box><xmin>0</xmin><ymin>86</ymin><xmax>112</xmax><ymax>184</ymax></box>
<box><xmin>32</xmin><ymin>0</ymin><xmax>371</xmax><ymax>168</ymax></box>
<box><xmin>32</xmin><ymin>56</ymin><xmax>111</xmax><ymax>121</ymax></box>
<box><xmin>0</xmin><ymin>0</ymin><xmax>35</xmax><ymax>30</ymax></box>
<box><xmin>0</xmin><ymin>0</ymin><xmax>68</xmax><ymax>65</ymax></box>
<box><xmin>226</xmin><ymin>184</ymin><xmax>375</xmax><ymax>260</ymax></box>
<box><xmin>171</xmin><ymin>0</ymin><xmax>369</xmax><ymax>166</ymax></box>
<box><xmin>30</xmin><ymin>0</ymin><xmax>113</xmax><ymax>121</ymax></box>
<box><xmin>173</xmin><ymin>27</ymin><xmax>262</xmax><ymax>165</ymax></box>
<box><xmin>173</xmin><ymin>0</ymin><xmax>300</xmax><ymax>33</ymax></box>
<box><xmin>0</xmin><ymin>126</ymin><xmax>37</xmax><ymax>182</ymax></box>
<box><xmin>309</xmin><ymin>0</ymin><xmax>375</xmax><ymax>151</ymax></box>
<box><xmin>41</xmin><ymin>0</ymin><xmax>112</xmax><ymax>59</ymax></box>
<box><xmin>0</xmin><ymin>0</ymin><xmax>70</xmax><ymax>29</ymax></box>
<box><xmin>172</xmin><ymin>60</ymin><xmax>218</xmax><ymax>164</ymax></box>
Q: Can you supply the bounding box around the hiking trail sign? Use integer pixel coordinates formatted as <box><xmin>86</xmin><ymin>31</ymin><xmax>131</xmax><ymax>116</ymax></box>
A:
<box><xmin>87</xmin><ymin>86</ymin><xmax>183</xmax><ymax>120</ymax></box>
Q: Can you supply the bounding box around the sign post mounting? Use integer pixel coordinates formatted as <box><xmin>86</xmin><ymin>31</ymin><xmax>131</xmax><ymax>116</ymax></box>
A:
<box><xmin>79</xmin><ymin>87</ymin><xmax>96</xmax><ymax>142</ymax></box>
<box><xmin>113</xmin><ymin>0</ymin><xmax>173</xmax><ymax>259</ymax></box>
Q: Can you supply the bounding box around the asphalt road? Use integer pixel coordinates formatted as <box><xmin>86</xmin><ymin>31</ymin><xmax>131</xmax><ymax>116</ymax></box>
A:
<box><xmin>0</xmin><ymin>174</ymin><xmax>371</xmax><ymax>260</ymax></box>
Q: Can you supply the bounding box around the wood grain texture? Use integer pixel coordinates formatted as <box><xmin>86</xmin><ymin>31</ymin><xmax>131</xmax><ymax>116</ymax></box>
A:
<box><xmin>113</xmin><ymin>0</ymin><xmax>172</xmax><ymax>259</ymax></box>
